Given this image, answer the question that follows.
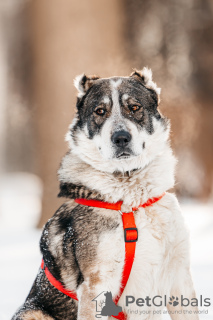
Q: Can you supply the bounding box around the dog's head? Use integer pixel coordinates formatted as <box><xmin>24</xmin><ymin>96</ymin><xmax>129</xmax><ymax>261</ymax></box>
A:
<box><xmin>66</xmin><ymin>68</ymin><xmax>170</xmax><ymax>173</ymax></box>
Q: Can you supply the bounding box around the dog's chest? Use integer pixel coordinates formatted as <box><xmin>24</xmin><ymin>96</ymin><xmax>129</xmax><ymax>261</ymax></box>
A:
<box><xmin>96</xmin><ymin>206</ymin><xmax>170</xmax><ymax>298</ymax></box>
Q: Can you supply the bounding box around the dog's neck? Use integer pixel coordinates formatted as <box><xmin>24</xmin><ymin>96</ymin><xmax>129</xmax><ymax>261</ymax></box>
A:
<box><xmin>58</xmin><ymin>144</ymin><xmax>176</xmax><ymax>207</ymax></box>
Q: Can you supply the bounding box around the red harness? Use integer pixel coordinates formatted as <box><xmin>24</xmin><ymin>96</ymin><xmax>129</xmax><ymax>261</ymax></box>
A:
<box><xmin>41</xmin><ymin>194</ymin><xmax>165</xmax><ymax>320</ymax></box>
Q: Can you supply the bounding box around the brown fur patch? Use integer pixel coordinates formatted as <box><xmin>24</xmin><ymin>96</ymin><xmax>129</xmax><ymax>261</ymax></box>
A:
<box><xmin>89</xmin><ymin>270</ymin><xmax>101</xmax><ymax>289</ymax></box>
<box><xmin>22</xmin><ymin>310</ymin><xmax>53</xmax><ymax>320</ymax></box>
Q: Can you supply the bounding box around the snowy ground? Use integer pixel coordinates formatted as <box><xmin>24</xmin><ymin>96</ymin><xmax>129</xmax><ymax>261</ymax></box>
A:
<box><xmin>0</xmin><ymin>173</ymin><xmax>213</xmax><ymax>319</ymax></box>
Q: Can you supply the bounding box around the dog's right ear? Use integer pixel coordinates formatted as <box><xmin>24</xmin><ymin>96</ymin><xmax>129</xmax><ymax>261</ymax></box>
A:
<box><xmin>74</xmin><ymin>74</ymin><xmax>100</xmax><ymax>98</ymax></box>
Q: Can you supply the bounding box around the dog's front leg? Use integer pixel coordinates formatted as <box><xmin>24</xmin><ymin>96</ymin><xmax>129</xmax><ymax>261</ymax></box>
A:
<box><xmin>167</xmin><ymin>267</ymin><xmax>199</xmax><ymax>320</ymax></box>
<box><xmin>77</xmin><ymin>278</ymin><xmax>110</xmax><ymax>320</ymax></box>
<box><xmin>77</xmin><ymin>281</ymin><xmax>97</xmax><ymax>320</ymax></box>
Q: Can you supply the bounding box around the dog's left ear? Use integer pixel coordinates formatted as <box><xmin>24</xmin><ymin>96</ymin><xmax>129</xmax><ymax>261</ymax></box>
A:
<box><xmin>130</xmin><ymin>67</ymin><xmax>161</xmax><ymax>104</ymax></box>
<box><xmin>74</xmin><ymin>73</ymin><xmax>100</xmax><ymax>98</ymax></box>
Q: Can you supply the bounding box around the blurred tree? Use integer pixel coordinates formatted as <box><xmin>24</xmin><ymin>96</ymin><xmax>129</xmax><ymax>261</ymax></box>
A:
<box><xmin>0</xmin><ymin>1</ymin><xmax>34</xmax><ymax>173</ymax></box>
<box><xmin>0</xmin><ymin>8</ymin><xmax>7</xmax><ymax>173</ymax></box>
<box><xmin>190</xmin><ymin>0</ymin><xmax>213</xmax><ymax>198</ymax></box>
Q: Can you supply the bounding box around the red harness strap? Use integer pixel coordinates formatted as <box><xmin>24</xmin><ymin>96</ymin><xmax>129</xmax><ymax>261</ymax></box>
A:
<box><xmin>41</xmin><ymin>259</ymin><xmax>78</xmax><ymax>300</ymax></box>
<box><xmin>41</xmin><ymin>193</ymin><xmax>165</xmax><ymax>320</ymax></box>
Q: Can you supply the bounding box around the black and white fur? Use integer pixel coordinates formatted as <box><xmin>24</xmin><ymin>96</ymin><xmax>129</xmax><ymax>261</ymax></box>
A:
<box><xmin>12</xmin><ymin>68</ymin><xmax>198</xmax><ymax>320</ymax></box>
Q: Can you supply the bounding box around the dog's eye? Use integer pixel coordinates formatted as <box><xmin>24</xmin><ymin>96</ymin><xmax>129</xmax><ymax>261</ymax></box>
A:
<box><xmin>95</xmin><ymin>108</ymin><xmax>106</xmax><ymax>116</ymax></box>
<box><xmin>129</xmin><ymin>105</ymin><xmax>141</xmax><ymax>113</ymax></box>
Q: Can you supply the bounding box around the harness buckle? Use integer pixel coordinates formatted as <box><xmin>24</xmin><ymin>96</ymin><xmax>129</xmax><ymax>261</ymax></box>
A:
<box><xmin>124</xmin><ymin>228</ymin><xmax>138</xmax><ymax>242</ymax></box>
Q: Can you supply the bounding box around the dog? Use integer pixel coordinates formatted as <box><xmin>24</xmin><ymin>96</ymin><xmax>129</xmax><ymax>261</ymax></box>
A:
<box><xmin>12</xmin><ymin>68</ymin><xmax>198</xmax><ymax>320</ymax></box>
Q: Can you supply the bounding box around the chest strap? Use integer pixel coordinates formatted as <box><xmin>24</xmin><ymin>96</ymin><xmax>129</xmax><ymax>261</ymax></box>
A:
<box><xmin>41</xmin><ymin>193</ymin><xmax>165</xmax><ymax>320</ymax></box>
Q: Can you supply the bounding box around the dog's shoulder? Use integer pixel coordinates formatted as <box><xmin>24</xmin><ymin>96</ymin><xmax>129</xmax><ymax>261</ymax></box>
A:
<box><xmin>40</xmin><ymin>200</ymin><xmax>77</xmax><ymax>243</ymax></box>
<box><xmin>158</xmin><ymin>192</ymin><xmax>183</xmax><ymax>217</ymax></box>
<box><xmin>158</xmin><ymin>192</ymin><xmax>188</xmax><ymax>231</ymax></box>
<box><xmin>39</xmin><ymin>200</ymin><xmax>121</xmax><ymax>276</ymax></box>
<box><xmin>157</xmin><ymin>192</ymin><xmax>191</xmax><ymax>257</ymax></box>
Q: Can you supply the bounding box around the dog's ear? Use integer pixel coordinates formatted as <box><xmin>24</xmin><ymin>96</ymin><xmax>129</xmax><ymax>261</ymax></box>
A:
<box><xmin>130</xmin><ymin>67</ymin><xmax>161</xmax><ymax>104</ymax></box>
<box><xmin>74</xmin><ymin>74</ymin><xmax>100</xmax><ymax>98</ymax></box>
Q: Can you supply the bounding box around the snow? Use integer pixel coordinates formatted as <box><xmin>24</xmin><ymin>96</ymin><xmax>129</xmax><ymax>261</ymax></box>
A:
<box><xmin>0</xmin><ymin>173</ymin><xmax>212</xmax><ymax>319</ymax></box>
<box><xmin>0</xmin><ymin>229</ymin><xmax>41</xmax><ymax>320</ymax></box>
<box><xmin>0</xmin><ymin>173</ymin><xmax>42</xmax><ymax>320</ymax></box>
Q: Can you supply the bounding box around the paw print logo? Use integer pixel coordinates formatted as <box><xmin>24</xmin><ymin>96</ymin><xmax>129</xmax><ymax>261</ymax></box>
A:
<box><xmin>169</xmin><ymin>296</ymin><xmax>179</xmax><ymax>307</ymax></box>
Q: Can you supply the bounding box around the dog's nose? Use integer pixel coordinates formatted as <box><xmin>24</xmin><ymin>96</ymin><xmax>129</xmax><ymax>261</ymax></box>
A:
<box><xmin>111</xmin><ymin>130</ymin><xmax>132</xmax><ymax>147</ymax></box>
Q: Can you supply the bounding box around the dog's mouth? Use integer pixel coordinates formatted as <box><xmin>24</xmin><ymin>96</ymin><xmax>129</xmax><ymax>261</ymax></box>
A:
<box><xmin>116</xmin><ymin>152</ymin><xmax>131</xmax><ymax>159</ymax></box>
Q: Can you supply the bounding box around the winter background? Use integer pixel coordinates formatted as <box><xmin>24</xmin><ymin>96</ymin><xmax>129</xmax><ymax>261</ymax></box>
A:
<box><xmin>0</xmin><ymin>1</ymin><xmax>213</xmax><ymax>319</ymax></box>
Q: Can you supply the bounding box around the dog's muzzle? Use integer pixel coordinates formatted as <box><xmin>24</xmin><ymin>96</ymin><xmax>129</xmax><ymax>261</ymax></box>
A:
<box><xmin>111</xmin><ymin>130</ymin><xmax>132</xmax><ymax>159</ymax></box>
